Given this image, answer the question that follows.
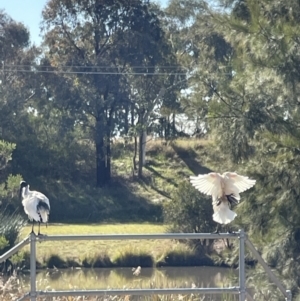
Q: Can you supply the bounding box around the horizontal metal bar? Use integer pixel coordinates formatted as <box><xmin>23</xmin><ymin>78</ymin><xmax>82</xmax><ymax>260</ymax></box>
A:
<box><xmin>37</xmin><ymin>232</ymin><xmax>239</xmax><ymax>241</ymax></box>
<box><xmin>37</xmin><ymin>287</ymin><xmax>240</xmax><ymax>297</ymax></box>
<box><xmin>16</xmin><ymin>293</ymin><xmax>30</xmax><ymax>301</ymax></box>
<box><xmin>0</xmin><ymin>237</ymin><xmax>30</xmax><ymax>264</ymax></box>
<box><xmin>245</xmin><ymin>237</ymin><xmax>288</xmax><ymax>297</ymax></box>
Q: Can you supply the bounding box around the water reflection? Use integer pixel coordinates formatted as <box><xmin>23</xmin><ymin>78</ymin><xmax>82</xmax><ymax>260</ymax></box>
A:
<box><xmin>18</xmin><ymin>266</ymin><xmax>237</xmax><ymax>291</ymax></box>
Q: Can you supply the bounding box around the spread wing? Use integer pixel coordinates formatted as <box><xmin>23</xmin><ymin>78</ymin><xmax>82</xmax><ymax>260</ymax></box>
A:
<box><xmin>223</xmin><ymin>172</ymin><xmax>256</xmax><ymax>196</ymax></box>
<box><xmin>189</xmin><ymin>173</ymin><xmax>223</xmax><ymax>199</ymax></box>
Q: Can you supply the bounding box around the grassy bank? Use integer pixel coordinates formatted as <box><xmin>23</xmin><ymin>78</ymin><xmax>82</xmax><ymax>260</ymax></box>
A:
<box><xmin>26</xmin><ymin>138</ymin><xmax>213</xmax><ymax>223</ymax></box>
<box><xmin>13</xmin><ymin>223</ymin><xmax>215</xmax><ymax>269</ymax></box>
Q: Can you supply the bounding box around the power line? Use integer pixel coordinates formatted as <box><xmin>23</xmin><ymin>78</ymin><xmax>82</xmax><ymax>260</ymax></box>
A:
<box><xmin>2</xmin><ymin>69</ymin><xmax>189</xmax><ymax>76</ymax></box>
<box><xmin>3</xmin><ymin>64</ymin><xmax>185</xmax><ymax>69</ymax></box>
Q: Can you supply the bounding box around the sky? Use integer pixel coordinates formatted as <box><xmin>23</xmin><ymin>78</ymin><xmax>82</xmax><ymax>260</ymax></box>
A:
<box><xmin>0</xmin><ymin>0</ymin><xmax>169</xmax><ymax>45</ymax></box>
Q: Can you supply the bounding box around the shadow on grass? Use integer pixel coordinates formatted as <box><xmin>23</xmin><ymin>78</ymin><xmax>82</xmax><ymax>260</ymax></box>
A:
<box><xmin>40</xmin><ymin>176</ymin><xmax>163</xmax><ymax>223</ymax></box>
<box><xmin>144</xmin><ymin>165</ymin><xmax>178</xmax><ymax>188</ymax></box>
<box><xmin>137</xmin><ymin>174</ymin><xmax>172</xmax><ymax>199</ymax></box>
<box><xmin>171</xmin><ymin>144</ymin><xmax>212</xmax><ymax>175</ymax></box>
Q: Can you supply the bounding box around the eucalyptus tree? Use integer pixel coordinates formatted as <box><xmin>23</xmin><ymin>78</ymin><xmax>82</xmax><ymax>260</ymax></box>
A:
<box><xmin>0</xmin><ymin>11</ymin><xmax>38</xmax><ymax>142</ymax></box>
<box><xmin>0</xmin><ymin>11</ymin><xmax>45</xmax><ymax>196</ymax></box>
<box><xmin>0</xmin><ymin>11</ymin><xmax>72</xmax><ymax>183</ymax></box>
<box><xmin>128</xmin><ymin>76</ymin><xmax>167</xmax><ymax>177</ymax></box>
<box><xmin>126</xmin><ymin>41</ymin><xmax>184</xmax><ymax>176</ymax></box>
<box><xmin>41</xmin><ymin>0</ymin><xmax>172</xmax><ymax>186</ymax></box>
<box><xmin>162</xmin><ymin>0</ymin><xmax>233</xmax><ymax>136</ymax></box>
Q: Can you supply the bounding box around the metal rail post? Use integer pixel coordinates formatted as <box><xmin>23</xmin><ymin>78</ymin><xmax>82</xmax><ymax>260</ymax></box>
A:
<box><xmin>245</xmin><ymin>237</ymin><xmax>289</xmax><ymax>299</ymax></box>
<box><xmin>286</xmin><ymin>290</ymin><xmax>292</xmax><ymax>301</ymax></box>
<box><xmin>239</xmin><ymin>229</ymin><xmax>246</xmax><ymax>301</ymax></box>
<box><xmin>29</xmin><ymin>232</ymin><xmax>37</xmax><ymax>301</ymax></box>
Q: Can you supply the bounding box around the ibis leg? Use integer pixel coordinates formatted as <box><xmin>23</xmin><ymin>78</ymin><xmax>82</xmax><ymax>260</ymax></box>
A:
<box><xmin>31</xmin><ymin>220</ymin><xmax>35</xmax><ymax>234</ymax></box>
<box><xmin>212</xmin><ymin>224</ymin><xmax>220</xmax><ymax>234</ymax></box>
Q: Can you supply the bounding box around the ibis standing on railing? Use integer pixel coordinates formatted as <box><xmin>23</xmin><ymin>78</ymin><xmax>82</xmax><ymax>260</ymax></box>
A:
<box><xmin>19</xmin><ymin>181</ymin><xmax>50</xmax><ymax>235</ymax></box>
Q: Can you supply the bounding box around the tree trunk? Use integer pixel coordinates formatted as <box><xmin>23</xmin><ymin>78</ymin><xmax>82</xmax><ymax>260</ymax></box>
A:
<box><xmin>133</xmin><ymin>135</ymin><xmax>137</xmax><ymax>171</ymax></box>
<box><xmin>96</xmin><ymin>137</ymin><xmax>106</xmax><ymax>187</ymax></box>
<box><xmin>106</xmin><ymin>134</ymin><xmax>111</xmax><ymax>181</ymax></box>
<box><xmin>95</xmin><ymin>115</ymin><xmax>110</xmax><ymax>187</ymax></box>
<box><xmin>172</xmin><ymin>113</ymin><xmax>176</xmax><ymax>137</ymax></box>
<box><xmin>166</xmin><ymin>115</ymin><xmax>170</xmax><ymax>139</ymax></box>
<box><xmin>138</xmin><ymin>131</ymin><xmax>143</xmax><ymax>178</ymax></box>
<box><xmin>131</xmin><ymin>103</ymin><xmax>137</xmax><ymax>171</ymax></box>
<box><xmin>124</xmin><ymin>103</ymin><xmax>129</xmax><ymax>134</ymax></box>
<box><xmin>138</xmin><ymin>129</ymin><xmax>147</xmax><ymax>177</ymax></box>
<box><xmin>142</xmin><ymin>130</ymin><xmax>147</xmax><ymax>166</ymax></box>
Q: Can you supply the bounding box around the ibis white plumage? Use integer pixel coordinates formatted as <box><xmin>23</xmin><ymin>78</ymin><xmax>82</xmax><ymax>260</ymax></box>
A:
<box><xmin>190</xmin><ymin>172</ymin><xmax>256</xmax><ymax>225</ymax></box>
<box><xmin>19</xmin><ymin>181</ymin><xmax>50</xmax><ymax>235</ymax></box>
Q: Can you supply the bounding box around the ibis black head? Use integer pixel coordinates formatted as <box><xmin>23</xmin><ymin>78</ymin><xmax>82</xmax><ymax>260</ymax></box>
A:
<box><xmin>19</xmin><ymin>181</ymin><xmax>28</xmax><ymax>199</ymax></box>
<box><xmin>20</xmin><ymin>181</ymin><xmax>28</xmax><ymax>189</ymax></box>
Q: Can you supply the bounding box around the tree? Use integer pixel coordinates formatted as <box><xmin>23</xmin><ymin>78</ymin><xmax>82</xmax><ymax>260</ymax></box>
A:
<box><xmin>164</xmin><ymin>181</ymin><xmax>216</xmax><ymax>251</ymax></box>
<box><xmin>186</xmin><ymin>0</ymin><xmax>300</xmax><ymax>296</ymax></box>
<box><xmin>0</xmin><ymin>10</ymin><xmax>38</xmax><ymax>142</ymax></box>
<box><xmin>41</xmin><ymin>0</ymin><xmax>172</xmax><ymax>186</ymax></box>
<box><xmin>162</xmin><ymin>0</ymin><xmax>233</xmax><ymax>137</ymax></box>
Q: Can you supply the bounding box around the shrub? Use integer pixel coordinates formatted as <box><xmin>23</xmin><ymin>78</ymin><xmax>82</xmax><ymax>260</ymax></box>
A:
<box><xmin>163</xmin><ymin>181</ymin><xmax>216</xmax><ymax>252</ymax></box>
<box><xmin>113</xmin><ymin>248</ymin><xmax>154</xmax><ymax>267</ymax></box>
<box><xmin>46</xmin><ymin>254</ymin><xmax>67</xmax><ymax>269</ymax></box>
<box><xmin>0</xmin><ymin>236</ymin><xmax>9</xmax><ymax>251</ymax></box>
<box><xmin>157</xmin><ymin>246</ymin><xmax>214</xmax><ymax>267</ymax></box>
<box><xmin>0</xmin><ymin>211</ymin><xmax>26</xmax><ymax>254</ymax></box>
<box><xmin>82</xmin><ymin>253</ymin><xmax>113</xmax><ymax>268</ymax></box>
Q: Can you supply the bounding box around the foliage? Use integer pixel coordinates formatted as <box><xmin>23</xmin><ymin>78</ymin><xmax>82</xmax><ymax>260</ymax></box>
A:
<box><xmin>175</xmin><ymin>0</ymin><xmax>300</xmax><ymax>297</ymax></box>
<box><xmin>164</xmin><ymin>181</ymin><xmax>216</xmax><ymax>251</ymax></box>
<box><xmin>0</xmin><ymin>139</ymin><xmax>21</xmax><ymax>212</ymax></box>
<box><xmin>0</xmin><ymin>211</ymin><xmax>26</xmax><ymax>254</ymax></box>
<box><xmin>113</xmin><ymin>249</ymin><xmax>154</xmax><ymax>267</ymax></box>
<box><xmin>0</xmin><ymin>174</ymin><xmax>23</xmax><ymax>212</ymax></box>
<box><xmin>0</xmin><ymin>131</ymin><xmax>26</xmax><ymax>265</ymax></box>
<box><xmin>157</xmin><ymin>245</ymin><xmax>214</xmax><ymax>267</ymax></box>
<box><xmin>46</xmin><ymin>254</ymin><xmax>68</xmax><ymax>269</ymax></box>
<box><xmin>82</xmin><ymin>253</ymin><xmax>112</xmax><ymax>268</ymax></box>
<box><xmin>0</xmin><ymin>141</ymin><xmax>16</xmax><ymax>172</ymax></box>
<box><xmin>40</xmin><ymin>0</ymin><xmax>178</xmax><ymax>185</ymax></box>
<box><xmin>0</xmin><ymin>237</ymin><xmax>9</xmax><ymax>252</ymax></box>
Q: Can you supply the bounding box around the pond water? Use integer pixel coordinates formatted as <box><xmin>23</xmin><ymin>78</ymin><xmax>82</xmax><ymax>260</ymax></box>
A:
<box><xmin>16</xmin><ymin>266</ymin><xmax>238</xmax><ymax>299</ymax></box>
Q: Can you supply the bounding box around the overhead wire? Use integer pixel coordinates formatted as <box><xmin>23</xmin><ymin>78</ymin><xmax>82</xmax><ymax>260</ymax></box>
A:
<box><xmin>3</xmin><ymin>64</ymin><xmax>186</xmax><ymax>69</ymax></box>
<box><xmin>2</xmin><ymin>69</ymin><xmax>189</xmax><ymax>75</ymax></box>
<box><xmin>1</xmin><ymin>63</ymin><xmax>191</xmax><ymax>75</ymax></box>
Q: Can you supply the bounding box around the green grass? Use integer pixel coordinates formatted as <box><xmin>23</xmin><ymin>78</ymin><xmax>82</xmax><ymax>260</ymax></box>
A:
<box><xmin>16</xmin><ymin>138</ymin><xmax>214</xmax><ymax>224</ymax></box>
<box><xmin>15</xmin><ymin>223</ymin><xmax>221</xmax><ymax>269</ymax></box>
<box><xmin>17</xmin><ymin>223</ymin><xmax>199</xmax><ymax>268</ymax></box>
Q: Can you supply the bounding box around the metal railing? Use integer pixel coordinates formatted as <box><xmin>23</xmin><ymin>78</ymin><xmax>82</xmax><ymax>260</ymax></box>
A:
<box><xmin>0</xmin><ymin>229</ymin><xmax>292</xmax><ymax>301</ymax></box>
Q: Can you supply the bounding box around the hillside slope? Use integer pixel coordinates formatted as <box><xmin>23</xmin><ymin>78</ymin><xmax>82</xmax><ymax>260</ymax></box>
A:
<box><xmin>44</xmin><ymin>138</ymin><xmax>216</xmax><ymax>223</ymax></box>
